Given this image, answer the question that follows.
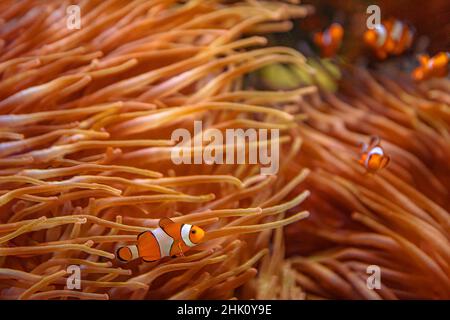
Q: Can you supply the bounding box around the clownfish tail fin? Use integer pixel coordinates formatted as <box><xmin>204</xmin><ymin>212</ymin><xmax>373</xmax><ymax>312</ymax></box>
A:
<box><xmin>117</xmin><ymin>245</ymin><xmax>139</xmax><ymax>262</ymax></box>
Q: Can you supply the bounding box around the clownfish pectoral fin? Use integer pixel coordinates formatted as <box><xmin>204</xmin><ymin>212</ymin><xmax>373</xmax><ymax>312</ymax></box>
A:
<box><xmin>380</xmin><ymin>155</ymin><xmax>390</xmax><ymax>169</ymax></box>
<box><xmin>171</xmin><ymin>239</ymin><xmax>185</xmax><ymax>257</ymax></box>
<box><xmin>159</xmin><ymin>217</ymin><xmax>175</xmax><ymax>230</ymax></box>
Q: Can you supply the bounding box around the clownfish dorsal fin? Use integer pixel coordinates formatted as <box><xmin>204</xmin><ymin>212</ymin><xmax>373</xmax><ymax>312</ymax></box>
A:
<box><xmin>159</xmin><ymin>217</ymin><xmax>175</xmax><ymax>230</ymax></box>
<box><xmin>369</xmin><ymin>135</ymin><xmax>380</xmax><ymax>148</ymax></box>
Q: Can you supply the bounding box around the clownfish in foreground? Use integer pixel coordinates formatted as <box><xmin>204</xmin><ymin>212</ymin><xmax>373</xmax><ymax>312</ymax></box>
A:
<box><xmin>117</xmin><ymin>217</ymin><xmax>205</xmax><ymax>262</ymax></box>
<box><xmin>358</xmin><ymin>136</ymin><xmax>390</xmax><ymax>173</ymax></box>
<box><xmin>412</xmin><ymin>52</ymin><xmax>449</xmax><ymax>81</ymax></box>
<box><xmin>314</xmin><ymin>23</ymin><xmax>344</xmax><ymax>58</ymax></box>
<box><xmin>363</xmin><ymin>19</ymin><xmax>414</xmax><ymax>60</ymax></box>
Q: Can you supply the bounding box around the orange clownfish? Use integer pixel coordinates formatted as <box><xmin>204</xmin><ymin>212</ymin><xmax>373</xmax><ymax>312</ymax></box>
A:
<box><xmin>314</xmin><ymin>23</ymin><xmax>344</xmax><ymax>58</ymax></box>
<box><xmin>412</xmin><ymin>52</ymin><xmax>449</xmax><ymax>81</ymax></box>
<box><xmin>117</xmin><ymin>217</ymin><xmax>205</xmax><ymax>262</ymax></box>
<box><xmin>358</xmin><ymin>136</ymin><xmax>390</xmax><ymax>173</ymax></box>
<box><xmin>363</xmin><ymin>19</ymin><xmax>414</xmax><ymax>60</ymax></box>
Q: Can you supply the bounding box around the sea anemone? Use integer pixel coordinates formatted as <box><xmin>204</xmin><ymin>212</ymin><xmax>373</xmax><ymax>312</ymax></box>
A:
<box><xmin>0</xmin><ymin>0</ymin><xmax>315</xmax><ymax>300</ymax></box>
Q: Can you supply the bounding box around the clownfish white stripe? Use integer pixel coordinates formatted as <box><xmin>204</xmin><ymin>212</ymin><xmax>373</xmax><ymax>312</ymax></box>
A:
<box><xmin>181</xmin><ymin>224</ymin><xmax>195</xmax><ymax>247</ymax></box>
<box><xmin>391</xmin><ymin>21</ymin><xmax>403</xmax><ymax>41</ymax></box>
<box><xmin>129</xmin><ymin>245</ymin><xmax>139</xmax><ymax>260</ymax></box>
<box><xmin>151</xmin><ymin>227</ymin><xmax>173</xmax><ymax>257</ymax></box>
<box><xmin>374</xmin><ymin>24</ymin><xmax>387</xmax><ymax>47</ymax></box>
<box><xmin>369</xmin><ymin>146</ymin><xmax>384</xmax><ymax>156</ymax></box>
<box><xmin>365</xmin><ymin>146</ymin><xmax>384</xmax><ymax>167</ymax></box>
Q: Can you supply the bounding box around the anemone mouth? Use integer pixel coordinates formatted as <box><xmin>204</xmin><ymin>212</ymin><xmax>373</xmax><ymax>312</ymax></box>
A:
<box><xmin>0</xmin><ymin>0</ymin><xmax>449</xmax><ymax>301</ymax></box>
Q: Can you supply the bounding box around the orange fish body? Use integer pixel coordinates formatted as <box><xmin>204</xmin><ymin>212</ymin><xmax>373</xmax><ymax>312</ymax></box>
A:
<box><xmin>117</xmin><ymin>218</ymin><xmax>205</xmax><ymax>262</ymax></box>
<box><xmin>314</xmin><ymin>23</ymin><xmax>344</xmax><ymax>58</ymax></box>
<box><xmin>364</xmin><ymin>19</ymin><xmax>413</xmax><ymax>59</ymax></box>
<box><xmin>412</xmin><ymin>52</ymin><xmax>449</xmax><ymax>81</ymax></box>
<box><xmin>358</xmin><ymin>136</ymin><xmax>390</xmax><ymax>173</ymax></box>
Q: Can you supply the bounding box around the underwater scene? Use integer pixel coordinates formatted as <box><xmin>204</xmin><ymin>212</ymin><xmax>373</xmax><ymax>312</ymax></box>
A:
<box><xmin>0</xmin><ymin>0</ymin><xmax>449</xmax><ymax>300</ymax></box>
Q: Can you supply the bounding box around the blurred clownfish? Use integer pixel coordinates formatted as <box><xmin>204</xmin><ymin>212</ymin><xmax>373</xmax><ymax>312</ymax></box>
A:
<box><xmin>412</xmin><ymin>52</ymin><xmax>449</xmax><ymax>81</ymax></box>
<box><xmin>363</xmin><ymin>19</ymin><xmax>414</xmax><ymax>60</ymax></box>
<box><xmin>358</xmin><ymin>136</ymin><xmax>390</xmax><ymax>173</ymax></box>
<box><xmin>117</xmin><ymin>217</ymin><xmax>205</xmax><ymax>262</ymax></box>
<box><xmin>314</xmin><ymin>23</ymin><xmax>344</xmax><ymax>58</ymax></box>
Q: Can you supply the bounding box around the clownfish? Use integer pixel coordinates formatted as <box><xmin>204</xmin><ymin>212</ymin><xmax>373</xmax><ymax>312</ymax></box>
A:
<box><xmin>314</xmin><ymin>23</ymin><xmax>344</xmax><ymax>58</ymax></box>
<box><xmin>363</xmin><ymin>19</ymin><xmax>414</xmax><ymax>60</ymax></box>
<box><xmin>117</xmin><ymin>217</ymin><xmax>205</xmax><ymax>262</ymax></box>
<box><xmin>412</xmin><ymin>52</ymin><xmax>449</xmax><ymax>81</ymax></box>
<box><xmin>358</xmin><ymin>136</ymin><xmax>390</xmax><ymax>173</ymax></box>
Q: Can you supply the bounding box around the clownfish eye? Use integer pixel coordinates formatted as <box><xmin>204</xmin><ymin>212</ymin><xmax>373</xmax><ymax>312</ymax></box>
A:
<box><xmin>191</xmin><ymin>230</ymin><xmax>196</xmax><ymax>234</ymax></box>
